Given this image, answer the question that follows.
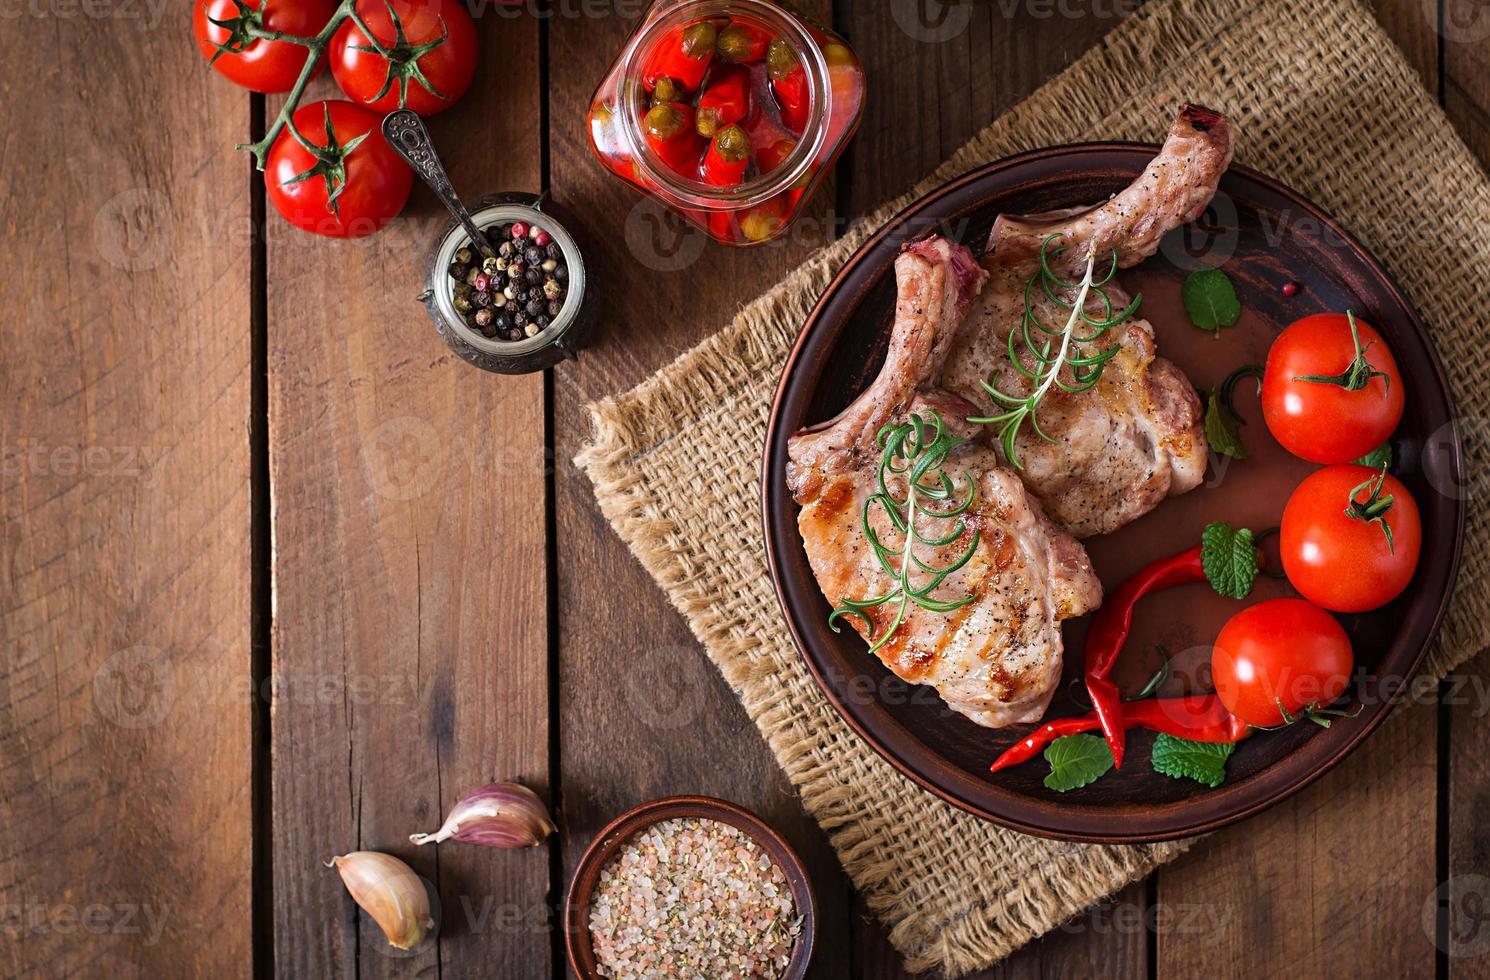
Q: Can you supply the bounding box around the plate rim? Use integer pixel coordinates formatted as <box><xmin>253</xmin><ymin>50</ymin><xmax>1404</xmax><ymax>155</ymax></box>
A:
<box><xmin>760</xmin><ymin>140</ymin><xmax>1467</xmax><ymax>843</ymax></box>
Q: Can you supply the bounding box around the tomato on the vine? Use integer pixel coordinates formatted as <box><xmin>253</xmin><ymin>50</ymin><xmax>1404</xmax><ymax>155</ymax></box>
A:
<box><xmin>1260</xmin><ymin>311</ymin><xmax>1404</xmax><ymax>463</ymax></box>
<box><xmin>1280</xmin><ymin>464</ymin><xmax>1421</xmax><ymax>612</ymax></box>
<box><xmin>193</xmin><ymin>0</ymin><xmax>337</xmax><ymax>94</ymax></box>
<box><xmin>1211</xmin><ymin>598</ymin><xmax>1353</xmax><ymax>729</ymax></box>
<box><xmin>265</xmin><ymin>101</ymin><xmax>413</xmax><ymax>239</ymax></box>
<box><xmin>330</xmin><ymin>0</ymin><xmax>478</xmax><ymax>116</ymax></box>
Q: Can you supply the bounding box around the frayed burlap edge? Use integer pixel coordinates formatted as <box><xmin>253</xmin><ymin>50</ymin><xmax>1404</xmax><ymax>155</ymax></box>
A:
<box><xmin>577</xmin><ymin>0</ymin><xmax>1490</xmax><ymax>973</ymax></box>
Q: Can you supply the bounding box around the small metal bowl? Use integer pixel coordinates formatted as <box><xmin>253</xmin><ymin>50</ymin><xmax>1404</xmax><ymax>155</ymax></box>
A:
<box><xmin>564</xmin><ymin>795</ymin><xmax>817</xmax><ymax>979</ymax></box>
<box><xmin>421</xmin><ymin>192</ymin><xmax>592</xmax><ymax>374</ymax></box>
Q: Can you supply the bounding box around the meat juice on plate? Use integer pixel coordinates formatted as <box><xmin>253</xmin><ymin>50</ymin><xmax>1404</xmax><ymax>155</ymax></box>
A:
<box><xmin>588</xmin><ymin>0</ymin><xmax>864</xmax><ymax>245</ymax></box>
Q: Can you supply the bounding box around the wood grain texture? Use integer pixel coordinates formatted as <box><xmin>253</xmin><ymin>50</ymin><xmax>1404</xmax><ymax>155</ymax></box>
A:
<box><xmin>545</xmin><ymin>2</ymin><xmax>853</xmax><ymax>976</ymax></box>
<box><xmin>1443</xmin><ymin>0</ymin><xmax>1490</xmax><ymax>167</ymax></box>
<box><xmin>265</xmin><ymin>12</ymin><xmax>550</xmax><ymax>977</ymax></box>
<box><xmin>1158</xmin><ymin>704</ymin><xmax>1440</xmax><ymax>978</ymax></box>
<box><xmin>0</xmin><ymin>13</ymin><xmax>252</xmax><ymax>979</ymax></box>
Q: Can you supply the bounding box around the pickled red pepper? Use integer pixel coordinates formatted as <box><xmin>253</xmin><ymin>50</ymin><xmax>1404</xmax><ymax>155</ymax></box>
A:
<box><xmin>989</xmin><ymin>694</ymin><xmax>1250</xmax><ymax>773</ymax></box>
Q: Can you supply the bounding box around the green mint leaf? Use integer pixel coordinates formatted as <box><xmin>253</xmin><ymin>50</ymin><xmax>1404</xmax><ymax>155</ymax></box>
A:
<box><xmin>1043</xmin><ymin>733</ymin><xmax>1114</xmax><ymax>792</ymax></box>
<box><xmin>1355</xmin><ymin>443</ymin><xmax>1393</xmax><ymax>468</ymax></box>
<box><xmin>1182</xmin><ymin>267</ymin><xmax>1242</xmax><ymax>335</ymax></box>
<box><xmin>1201</xmin><ymin>521</ymin><xmax>1258</xmax><ymax>599</ymax></box>
<box><xmin>1151</xmin><ymin>733</ymin><xmax>1234</xmax><ymax>788</ymax></box>
<box><xmin>1204</xmin><ymin>387</ymin><xmax>1249</xmax><ymax>460</ymax></box>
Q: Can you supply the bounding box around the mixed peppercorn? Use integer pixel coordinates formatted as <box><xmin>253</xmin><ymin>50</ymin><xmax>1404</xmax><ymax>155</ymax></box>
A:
<box><xmin>447</xmin><ymin>221</ymin><xmax>569</xmax><ymax>342</ymax></box>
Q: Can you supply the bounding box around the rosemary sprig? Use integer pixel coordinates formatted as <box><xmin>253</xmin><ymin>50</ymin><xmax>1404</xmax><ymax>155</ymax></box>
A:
<box><xmin>968</xmin><ymin>233</ymin><xmax>1141</xmax><ymax>468</ymax></box>
<box><xmin>829</xmin><ymin>411</ymin><xmax>980</xmax><ymax>653</ymax></box>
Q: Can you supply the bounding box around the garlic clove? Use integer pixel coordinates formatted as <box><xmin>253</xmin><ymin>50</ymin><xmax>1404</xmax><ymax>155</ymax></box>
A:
<box><xmin>326</xmin><ymin>851</ymin><xmax>436</xmax><ymax>950</ymax></box>
<box><xmin>409</xmin><ymin>781</ymin><xmax>556</xmax><ymax>848</ymax></box>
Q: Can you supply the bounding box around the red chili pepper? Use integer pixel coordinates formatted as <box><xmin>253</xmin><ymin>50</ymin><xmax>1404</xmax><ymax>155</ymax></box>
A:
<box><xmin>640</xmin><ymin>21</ymin><xmax>717</xmax><ymax>93</ymax></box>
<box><xmin>767</xmin><ymin>39</ymin><xmax>809</xmax><ymax>134</ymax></box>
<box><xmin>716</xmin><ymin>20</ymin><xmax>772</xmax><ymax>63</ymax></box>
<box><xmin>989</xmin><ymin>694</ymin><xmax>1250</xmax><ymax>773</ymax></box>
<box><xmin>700</xmin><ymin>124</ymin><xmax>750</xmax><ymax>186</ymax></box>
<box><xmin>695</xmin><ymin>64</ymin><xmax>751</xmax><ymax>138</ymax></box>
<box><xmin>641</xmin><ymin>102</ymin><xmax>705</xmax><ymax>177</ymax></box>
<box><xmin>1085</xmin><ymin>545</ymin><xmax>1208</xmax><ymax>770</ymax></box>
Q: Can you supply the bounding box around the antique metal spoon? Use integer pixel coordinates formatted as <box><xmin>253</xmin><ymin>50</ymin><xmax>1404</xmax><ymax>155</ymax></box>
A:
<box><xmin>382</xmin><ymin>108</ymin><xmax>499</xmax><ymax>264</ymax></box>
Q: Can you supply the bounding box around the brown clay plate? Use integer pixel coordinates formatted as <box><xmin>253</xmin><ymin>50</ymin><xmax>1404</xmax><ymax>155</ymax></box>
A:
<box><xmin>761</xmin><ymin>144</ymin><xmax>1465</xmax><ymax>843</ymax></box>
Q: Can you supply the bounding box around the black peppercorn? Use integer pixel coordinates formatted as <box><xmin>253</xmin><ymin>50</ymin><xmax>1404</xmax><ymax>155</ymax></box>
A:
<box><xmin>546</xmin><ymin>242</ymin><xmax>561</xmax><ymax>259</ymax></box>
<box><xmin>554</xmin><ymin>265</ymin><xmax>568</xmax><ymax>284</ymax></box>
<box><xmin>537</xmin><ymin>313</ymin><xmax>551</xmax><ymax>328</ymax></box>
<box><xmin>474</xmin><ymin>290</ymin><xmax>492</xmax><ymax>307</ymax></box>
<box><xmin>526</xmin><ymin>268</ymin><xmax>542</xmax><ymax>284</ymax></box>
<box><xmin>499</xmin><ymin>241</ymin><xmax>514</xmax><ymax>259</ymax></box>
<box><xmin>513</xmin><ymin>312</ymin><xmax>528</xmax><ymax>328</ymax></box>
<box><xmin>548</xmin><ymin>300</ymin><xmax>562</xmax><ymax>317</ymax></box>
<box><xmin>494</xmin><ymin>312</ymin><xmax>511</xmax><ymax>332</ymax></box>
<box><xmin>524</xmin><ymin>246</ymin><xmax>542</xmax><ymax>264</ymax></box>
<box><xmin>526</xmin><ymin>298</ymin><xmax>543</xmax><ymax>316</ymax></box>
<box><xmin>504</xmin><ymin>328</ymin><xmax>523</xmax><ymax>342</ymax></box>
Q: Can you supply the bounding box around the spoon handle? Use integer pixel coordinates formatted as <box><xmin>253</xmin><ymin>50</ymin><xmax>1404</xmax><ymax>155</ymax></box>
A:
<box><xmin>382</xmin><ymin>109</ymin><xmax>497</xmax><ymax>263</ymax></box>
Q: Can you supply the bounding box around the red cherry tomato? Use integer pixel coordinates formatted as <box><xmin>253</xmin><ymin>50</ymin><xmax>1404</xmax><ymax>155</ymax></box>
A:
<box><xmin>1211</xmin><ymin>598</ymin><xmax>1353</xmax><ymax>729</ymax></box>
<box><xmin>193</xmin><ymin>0</ymin><xmax>336</xmax><ymax>94</ymax></box>
<box><xmin>265</xmin><ymin>101</ymin><xmax>414</xmax><ymax>239</ymax></box>
<box><xmin>1260</xmin><ymin>312</ymin><xmax>1405</xmax><ymax>463</ymax></box>
<box><xmin>330</xmin><ymin>0</ymin><xmax>477</xmax><ymax>116</ymax></box>
<box><xmin>1280</xmin><ymin>464</ymin><xmax>1421</xmax><ymax>612</ymax></box>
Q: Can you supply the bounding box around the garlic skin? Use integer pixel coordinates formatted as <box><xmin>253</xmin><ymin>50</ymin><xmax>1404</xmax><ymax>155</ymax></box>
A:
<box><xmin>327</xmin><ymin>851</ymin><xmax>436</xmax><ymax>950</ymax></box>
<box><xmin>409</xmin><ymin>782</ymin><xmax>556</xmax><ymax>848</ymax></box>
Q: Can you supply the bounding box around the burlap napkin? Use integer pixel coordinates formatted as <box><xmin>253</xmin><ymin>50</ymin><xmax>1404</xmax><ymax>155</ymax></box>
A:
<box><xmin>576</xmin><ymin>0</ymin><xmax>1490</xmax><ymax>972</ymax></box>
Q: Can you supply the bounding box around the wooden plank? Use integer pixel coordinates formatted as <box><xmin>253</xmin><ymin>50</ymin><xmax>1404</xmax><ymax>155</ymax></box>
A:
<box><xmin>1441</xmin><ymin>9</ymin><xmax>1490</xmax><ymax>976</ymax></box>
<box><xmin>545</xmin><ymin>1</ymin><xmax>854</xmax><ymax>975</ymax></box>
<box><xmin>1446</xmin><ymin>649</ymin><xmax>1490</xmax><ymax>970</ymax></box>
<box><xmin>264</xmin><ymin>13</ymin><xmax>549</xmax><ymax>977</ymax></box>
<box><xmin>834</xmin><ymin>2</ymin><xmax>1139</xmax><ymax>974</ymax></box>
<box><xmin>0</xmin><ymin>15</ymin><xmax>252</xmax><ymax>979</ymax></box>
<box><xmin>1443</xmin><ymin>0</ymin><xmax>1490</xmax><ymax>167</ymax></box>
<box><xmin>1157</xmin><ymin>704</ymin><xmax>1440</xmax><ymax>977</ymax></box>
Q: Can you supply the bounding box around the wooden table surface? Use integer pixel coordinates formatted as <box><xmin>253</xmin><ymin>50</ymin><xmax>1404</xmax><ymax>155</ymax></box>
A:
<box><xmin>5</xmin><ymin>0</ymin><xmax>1490</xmax><ymax>976</ymax></box>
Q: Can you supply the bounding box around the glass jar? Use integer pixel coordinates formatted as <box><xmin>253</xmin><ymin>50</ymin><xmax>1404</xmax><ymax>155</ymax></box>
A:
<box><xmin>587</xmin><ymin>0</ymin><xmax>864</xmax><ymax>246</ymax></box>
